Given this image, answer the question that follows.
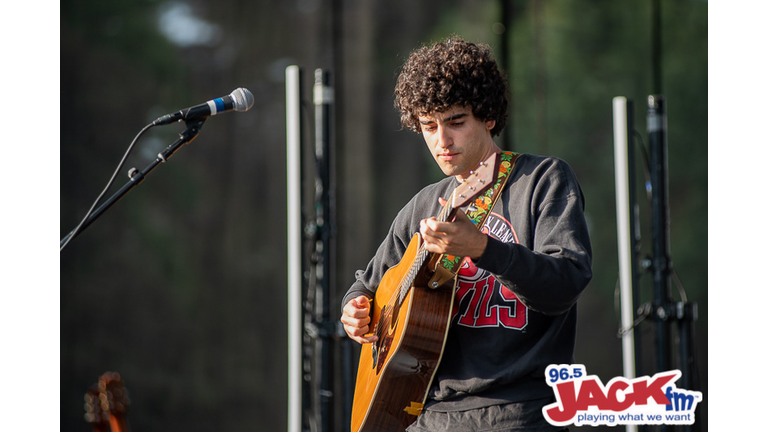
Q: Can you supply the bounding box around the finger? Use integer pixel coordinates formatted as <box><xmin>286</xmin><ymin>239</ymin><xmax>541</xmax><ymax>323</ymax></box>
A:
<box><xmin>451</xmin><ymin>209</ymin><xmax>475</xmax><ymax>227</ymax></box>
<box><xmin>344</xmin><ymin>296</ymin><xmax>371</xmax><ymax>317</ymax></box>
<box><xmin>351</xmin><ymin>333</ymin><xmax>378</xmax><ymax>344</ymax></box>
<box><xmin>423</xmin><ymin>217</ymin><xmax>445</xmax><ymax>237</ymax></box>
<box><xmin>344</xmin><ymin>321</ymin><xmax>369</xmax><ymax>336</ymax></box>
<box><xmin>342</xmin><ymin>310</ymin><xmax>371</xmax><ymax>328</ymax></box>
<box><xmin>343</xmin><ymin>320</ymin><xmax>378</xmax><ymax>344</ymax></box>
<box><xmin>419</xmin><ymin>219</ymin><xmax>434</xmax><ymax>240</ymax></box>
<box><xmin>352</xmin><ymin>295</ymin><xmax>370</xmax><ymax>309</ymax></box>
<box><xmin>340</xmin><ymin>310</ymin><xmax>370</xmax><ymax>327</ymax></box>
<box><xmin>358</xmin><ymin>334</ymin><xmax>378</xmax><ymax>344</ymax></box>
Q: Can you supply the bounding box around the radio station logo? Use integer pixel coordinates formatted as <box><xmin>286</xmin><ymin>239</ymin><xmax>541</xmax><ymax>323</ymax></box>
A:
<box><xmin>542</xmin><ymin>365</ymin><xmax>702</xmax><ymax>427</ymax></box>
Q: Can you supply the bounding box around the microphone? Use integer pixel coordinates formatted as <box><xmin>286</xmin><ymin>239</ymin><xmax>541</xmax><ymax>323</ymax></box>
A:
<box><xmin>152</xmin><ymin>87</ymin><xmax>254</xmax><ymax>126</ymax></box>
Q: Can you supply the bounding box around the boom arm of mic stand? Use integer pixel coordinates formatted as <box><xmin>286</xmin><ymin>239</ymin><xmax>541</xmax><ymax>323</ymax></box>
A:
<box><xmin>60</xmin><ymin>118</ymin><xmax>207</xmax><ymax>249</ymax></box>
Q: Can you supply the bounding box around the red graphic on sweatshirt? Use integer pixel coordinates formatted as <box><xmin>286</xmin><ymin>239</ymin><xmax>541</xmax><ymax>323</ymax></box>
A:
<box><xmin>452</xmin><ymin>212</ymin><xmax>527</xmax><ymax>330</ymax></box>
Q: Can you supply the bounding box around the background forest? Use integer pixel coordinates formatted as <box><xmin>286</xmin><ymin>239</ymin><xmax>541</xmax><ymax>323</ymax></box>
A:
<box><xmin>55</xmin><ymin>0</ymin><xmax>715</xmax><ymax>431</ymax></box>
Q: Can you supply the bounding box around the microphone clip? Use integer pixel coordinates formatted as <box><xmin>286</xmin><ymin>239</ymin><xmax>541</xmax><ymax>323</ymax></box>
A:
<box><xmin>158</xmin><ymin>118</ymin><xmax>207</xmax><ymax>163</ymax></box>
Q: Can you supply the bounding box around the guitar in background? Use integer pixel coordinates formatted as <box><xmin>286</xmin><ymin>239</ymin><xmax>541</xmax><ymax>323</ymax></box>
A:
<box><xmin>84</xmin><ymin>371</ymin><xmax>131</xmax><ymax>432</ymax></box>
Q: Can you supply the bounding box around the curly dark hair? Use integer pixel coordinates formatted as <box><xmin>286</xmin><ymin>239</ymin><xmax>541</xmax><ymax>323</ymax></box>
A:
<box><xmin>394</xmin><ymin>36</ymin><xmax>509</xmax><ymax>137</ymax></box>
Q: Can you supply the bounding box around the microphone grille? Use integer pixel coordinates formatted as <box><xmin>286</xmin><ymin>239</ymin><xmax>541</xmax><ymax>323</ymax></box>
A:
<box><xmin>230</xmin><ymin>88</ymin><xmax>255</xmax><ymax>112</ymax></box>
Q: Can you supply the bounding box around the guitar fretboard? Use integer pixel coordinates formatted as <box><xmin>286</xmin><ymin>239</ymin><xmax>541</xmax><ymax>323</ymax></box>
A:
<box><xmin>396</xmin><ymin>198</ymin><xmax>454</xmax><ymax>305</ymax></box>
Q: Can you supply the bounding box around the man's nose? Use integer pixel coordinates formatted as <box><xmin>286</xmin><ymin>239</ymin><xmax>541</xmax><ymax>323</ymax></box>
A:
<box><xmin>436</xmin><ymin>125</ymin><xmax>452</xmax><ymax>148</ymax></box>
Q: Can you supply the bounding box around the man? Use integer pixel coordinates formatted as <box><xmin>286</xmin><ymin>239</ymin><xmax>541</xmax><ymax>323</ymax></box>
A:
<box><xmin>340</xmin><ymin>36</ymin><xmax>592</xmax><ymax>431</ymax></box>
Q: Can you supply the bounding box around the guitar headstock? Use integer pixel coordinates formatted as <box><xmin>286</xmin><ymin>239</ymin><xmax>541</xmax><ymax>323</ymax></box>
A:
<box><xmin>84</xmin><ymin>372</ymin><xmax>131</xmax><ymax>432</ymax></box>
<box><xmin>98</xmin><ymin>372</ymin><xmax>130</xmax><ymax>419</ymax></box>
<box><xmin>449</xmin><ymin>153</ymin><xmax>497</xmax><ymax>209</ymax></box>
<box><xmin>84</xmin><ymin>386</ymin><xmax>109</xmax><ymax>431</ymax></box>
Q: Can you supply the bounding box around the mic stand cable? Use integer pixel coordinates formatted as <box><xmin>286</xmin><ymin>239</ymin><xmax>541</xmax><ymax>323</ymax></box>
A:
<box><xmin>60</xmin><ymin>118</ymin><xmax>206</xmax><ymax>251</ymax></box>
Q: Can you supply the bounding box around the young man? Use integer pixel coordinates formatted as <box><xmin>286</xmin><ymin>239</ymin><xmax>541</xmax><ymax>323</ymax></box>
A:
<box><xmin>340</xmin><ymin>37</ymin><xmax>592</xmax><ymax>431</ymax></box>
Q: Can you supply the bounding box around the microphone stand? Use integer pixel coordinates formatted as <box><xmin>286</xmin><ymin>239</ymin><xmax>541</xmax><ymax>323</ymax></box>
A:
<box><xmin>60</xmin><ymin>118</ymin><xmax>207</xmax><ymax>249</ymax></box>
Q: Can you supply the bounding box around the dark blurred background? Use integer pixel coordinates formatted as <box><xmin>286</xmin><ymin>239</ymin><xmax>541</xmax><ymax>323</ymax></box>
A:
<box><xmin>58</xmin><ymin>1</ymin><xmax>708</xmax><ymax>431</ymax></box>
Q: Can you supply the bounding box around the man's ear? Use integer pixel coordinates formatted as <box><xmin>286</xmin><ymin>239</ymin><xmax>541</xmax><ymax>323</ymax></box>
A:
<box><xmin>485</xmin><ymin>119</ymin><xmax>496</xmax><ymax>131</ymax></box>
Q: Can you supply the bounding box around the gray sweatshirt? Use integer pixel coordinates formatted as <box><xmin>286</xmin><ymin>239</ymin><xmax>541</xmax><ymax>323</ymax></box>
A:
<box><xmin>342</xmin><ymin>153</ymin><xmax>593</xmax><ymax>411</ymax></box>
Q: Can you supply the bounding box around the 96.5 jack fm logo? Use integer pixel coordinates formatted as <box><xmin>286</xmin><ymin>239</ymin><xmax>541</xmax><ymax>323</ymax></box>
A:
<box><xmin>542</xmin><ymin>364</ymin><xmax>703</xmax><ymax>427</ymax></box>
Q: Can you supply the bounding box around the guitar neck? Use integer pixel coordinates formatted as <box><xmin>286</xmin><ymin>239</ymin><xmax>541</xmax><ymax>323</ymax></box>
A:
<box><xmin>108</xmin><ymin>415</ymin><xmax>131</xmax><ymax>432</ymax></box>
<box><xmin>395</xmin><ymin>195</ymin><xmax>461</xmax><ymax>304</ymax></box>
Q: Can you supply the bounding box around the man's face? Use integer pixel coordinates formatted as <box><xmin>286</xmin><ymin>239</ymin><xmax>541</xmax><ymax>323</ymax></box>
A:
<box><xmin>418</xmin><ymin>106</ymin><xmax>497</xmax><ymax>181</ymax></box>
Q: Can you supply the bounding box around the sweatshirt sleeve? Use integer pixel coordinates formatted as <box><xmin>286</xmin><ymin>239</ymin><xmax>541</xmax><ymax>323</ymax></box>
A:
<box><xmin>473</xmin><ymin>157</ymin><xmax>592</xmax><ymax>316</ymax></box>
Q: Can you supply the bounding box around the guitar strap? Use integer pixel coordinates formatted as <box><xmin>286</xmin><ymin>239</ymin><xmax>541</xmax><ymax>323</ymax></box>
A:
<box><xmin>427</xmin><ymin>151</ymin><xmax>521</xmax><ymax>289</ymax></box>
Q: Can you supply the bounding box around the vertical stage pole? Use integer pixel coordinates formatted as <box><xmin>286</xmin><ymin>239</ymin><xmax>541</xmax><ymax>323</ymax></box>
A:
<box><xmin>613</xmin><ymin>96</ymin><xmax>639</xmax><ymax>432</ymax></box>
<box><xmin>647</xmin><ymin>94</ymin><xmax>672</xmax><ymax>377</ymax></box>
<box><xmin>286</xmin><ymin>65</ymin><xmax>303</xmax><ymax>432</ymax></box>
<box><xmin>313</xmin><ymin>68</ymin><xmax>335</xmax><ymax>432</ymax></box>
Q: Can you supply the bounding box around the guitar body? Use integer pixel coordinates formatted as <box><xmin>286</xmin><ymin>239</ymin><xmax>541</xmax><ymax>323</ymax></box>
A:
<box><xmin>351</xmin><ymin>233</ymin><xmax>456</xmax><ymax>432</ymax></box>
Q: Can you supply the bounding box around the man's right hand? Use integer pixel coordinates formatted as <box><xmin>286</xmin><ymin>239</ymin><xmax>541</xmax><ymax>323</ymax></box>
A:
<box><xmin>340</xmin><ymin>296</ymin><xmax>378</xmax><ymax>344</ymax></box>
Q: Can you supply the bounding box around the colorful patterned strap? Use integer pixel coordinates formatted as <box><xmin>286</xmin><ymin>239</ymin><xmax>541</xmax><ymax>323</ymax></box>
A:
<box><xmin>437</xmin><ymin>151</ymin><xmax>520</xmax><ymax>274</ymax></box>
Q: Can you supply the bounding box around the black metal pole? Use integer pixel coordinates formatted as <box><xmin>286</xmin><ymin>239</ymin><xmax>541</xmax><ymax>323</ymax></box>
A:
<box><xmin>647</xmin><ymin>95</ymin><xmax>673</xmax><ymax>432</ymax></box>
<box><xmin>314</xmin><ymin>68</ymin><xmax>335</xmax><ymax>432</ymax></box>
<box><xmin>676</xmin><ymin>302</ymin><xmax>696</xmax><ymax>390</ymax></box>
<box><xmin>676</xmin><ymin>301</ymin><xmax>699</xmax><ymax>432</ymax></box>
<box><xmin>647</xmin><ymin>94</ymin><xmax>671</xmax><ymax>374</ymax></box>
<box><xmin>646</xmin><ymin>95</ymin><xmax>702</xmax><ymax>432</ymax></box>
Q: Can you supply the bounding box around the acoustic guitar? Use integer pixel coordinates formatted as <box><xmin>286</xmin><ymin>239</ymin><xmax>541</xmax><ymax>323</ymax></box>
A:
<box><xmin>350</xmin><ymin>153</ymin><xmax>497</xmax><ymax>432</ymax></box>
<box><xmin>84</xmin><ymin>372</ymin><xmax>131</xmax><ymax>432</ymax></box>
